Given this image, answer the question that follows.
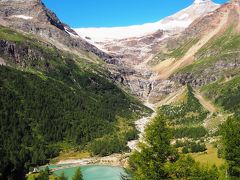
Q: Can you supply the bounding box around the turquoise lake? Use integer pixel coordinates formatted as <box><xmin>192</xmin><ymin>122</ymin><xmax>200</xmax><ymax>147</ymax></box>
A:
<box><xmin>53</xmin><ymin>165</ymin><xmax>129</xmax><ymax>180</ymax></box>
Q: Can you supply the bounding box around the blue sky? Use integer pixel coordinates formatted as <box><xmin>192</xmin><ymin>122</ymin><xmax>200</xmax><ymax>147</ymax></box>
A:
<box><xmin>42</xmin><ymin>0</ymin><xmax>228</xmax><ymax>28</ymax></box>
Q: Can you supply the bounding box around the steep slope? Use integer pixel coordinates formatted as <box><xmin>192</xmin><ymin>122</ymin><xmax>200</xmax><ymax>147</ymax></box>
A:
<box><xmin>72</xmin><ymin>0</ymin><xmax>220</xmax><ymax>102</ymax></box>
<box><xmin>152</xmin><ymin>10</ymin><xmax>229</xmax><ymax>79</ymax></box>
<box><xmin>0</xmin><ymin>0</ymin><xmax>119</xmax><ymax>64</ymax></box>
<box><xmin>0</xmin><ymin>1</ymin><xmax>151</xmax><ymax>179</ymax></box>
<box><xmin>170</xmin><ymin>1</ymin><xmax>240</xmax><ymax>87</ymax></box>
<box><xmin>0</xmin><ymin>26</ymin><xmax>150</xmax><ymax>179</ymax></box>
<box><xmin>147</xmin><ymin>1</ymin><xmax>240</xmax><ymax>102</ymax></box>
<box><xmin>75</xmin><ymin>0</ymin><xmax>219</xmax><ymax>67</ymax></box>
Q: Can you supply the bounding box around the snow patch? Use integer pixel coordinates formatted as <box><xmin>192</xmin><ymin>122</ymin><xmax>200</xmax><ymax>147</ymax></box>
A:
<box><xmin>11</xmin><ymin>15</ymin><xmax>33</xmax><ymax>20</ymax></box>
<box><xmin>64</xmin><ymin>28</ymin><xmax>79</xmax><ymax>38</ymax></box>
<box><xmin>160</xmin><ymin>20</ymin><xmax>192</xmax><ymax>30</ymax></box>
<box><xmin>74</xmin><ymin>20</ymin><xmax>188</xmax><ymax>42</ymax></box>
<box><xmin>194</xmin><ymin>0</ymin><xmax>211</xmax><ymax>4</ymax></box>
<box><xmin>178</xmin><ymin>13</ymin><xmax>189</xmax><ymax>20</ymax></box>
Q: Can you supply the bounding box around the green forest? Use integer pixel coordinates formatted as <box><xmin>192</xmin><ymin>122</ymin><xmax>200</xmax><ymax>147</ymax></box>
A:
<box><xmin>129</xmin><ymin>83</ymin><xmax>240</xmax><ymax>179</ymax></box>
<box><xmin>129</xmin><ymin>113</ymin><xmax>240</xmax><ymax>179</ymax></box>
<box><xmin>1</xmin><ymin>8</ymin><xmax>240</xmax><ymax>180</ymax></box>
<box><xmin>0</xmin><ymin>26</ymin><xmax>150</xmax><ymax>179</ymax></box>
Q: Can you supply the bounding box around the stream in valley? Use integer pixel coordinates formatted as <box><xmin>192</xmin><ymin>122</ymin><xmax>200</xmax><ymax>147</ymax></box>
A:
<box><xmin>44</xmin><ymin>103</ymin><xmax>156</xmax><ymax>180</ymax></box>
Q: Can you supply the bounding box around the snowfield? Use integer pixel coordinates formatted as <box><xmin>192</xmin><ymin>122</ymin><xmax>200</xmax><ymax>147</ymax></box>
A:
<box><xmin>74</xmin><ymin>0</ymin><xmax>219</xmax><ymax>42</ymax></box>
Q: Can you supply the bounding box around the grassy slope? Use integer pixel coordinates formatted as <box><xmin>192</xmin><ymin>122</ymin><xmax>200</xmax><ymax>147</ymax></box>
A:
<box><xmin>191</xmin><ymin>144</ymin><xmax>224</xmax><ymax>167</ymax></box>
<box><xmin>165</xmin><ymin>28</ymin><xmax>240</xmax><ymax>167</ymax></box>
<box><xmin>160</xmin><ymin>85</ymin><xmax>208</xmax><ymax>127</ymax></box>
<box><xmin>201</xmin><ymin>75</ymin><xmax>240</xmax><ymax>114</ymax></box>
<box><xmin>157</xmin><ymin>85</ymin><xmax>225</xmax><ymax>166</ymax></box>
<box><xmin>177</xmin><ymin>27</ymin><xmax>240</xmax><ymax>77</ymax></box>
<box><xmin>148</xmin><ymin>38</ymin><xmax>199</xmax><ymax>66</ymax></box>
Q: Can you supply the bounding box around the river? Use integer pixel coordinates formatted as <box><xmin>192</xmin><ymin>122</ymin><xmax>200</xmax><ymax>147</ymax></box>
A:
<box><xmin>127</xmin><ymin>103</ymin><xmax>156</xmax><ymax>151</ymax></box>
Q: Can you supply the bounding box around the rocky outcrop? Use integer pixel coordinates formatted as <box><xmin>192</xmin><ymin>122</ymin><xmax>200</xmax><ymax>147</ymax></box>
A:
<box><xmin>0</xmin><ymin>39</ymin><xmax>54</xmax><ymax>69</ymax></box>
<box><xmin>171</xmin><ymin>53</ymin><xmax>240</xmax><ymax>88</ymax></box>
<box><xmin>75</xmin><ymin>0</ymin><xmax>219</xmax><ymax>67</ymax></box>
<box><xmin>97</xmin><ymin>30</ymin><xmax>165</xmax><ymax>67</ymax></box>
<box><xmin>73</xmin><ymin>0</ymin><xmax>220</xmax><ymax>102</ymax></box>
<box><xmin>169</xmin><ymin>2</ymin><xmax>240</xmax><ymax>88</ymax></box>
<box><xmin>0</xmin><ymin>57</ymin><xmax>5</xmax><ymax>65</ymax></box>
<box><xmin>0</xmin><ymin>0</ymin><xmax>120</xmax><ymax>65</ymax></box>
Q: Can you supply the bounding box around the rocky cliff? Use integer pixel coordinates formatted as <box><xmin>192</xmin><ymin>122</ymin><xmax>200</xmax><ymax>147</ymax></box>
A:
<box><xmin>146</xmin><ymin>1</ymin><xmax>240</xmax><ymax>102</ymax></box>
<box><xmin>0</xmin><ymin>0</ymin><xmax>120</xmax><ymax>64</ymax></box>
<box><xmin>73</xmin><ymin>0</ymin><xmax>220</xmax><ymax>101</ymax></box>
<box><xmin>1</xmin><ymin>0</ymin><xmax>238</xmax><ymax>104</ymax></box>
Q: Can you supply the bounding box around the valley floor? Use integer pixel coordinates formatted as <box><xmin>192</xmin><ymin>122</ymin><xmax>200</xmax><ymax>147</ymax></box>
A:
<box><xmin>32</xmin><ymin>102</ymin><xmax>157</xmax><ymax>177</ymax></box>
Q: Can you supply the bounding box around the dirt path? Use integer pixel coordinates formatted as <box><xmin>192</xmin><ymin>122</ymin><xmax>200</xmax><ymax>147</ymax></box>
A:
<box><xmin>193</xmin><ymin>91</ymin><xmax>222</xmax><ymax>132</ymax></box>
<box><xmin>157</xmin><ymin>86</ymin><xmax>187</xmax><ymax>106</ymax></box>
<box><xmin>152</xmin><ymin>10</ymin><xmax>229</xmax><ymax>79</ymax></box>
<box><xmin>194</xmin><ymin>92</ymin><xmax>217</xmax><ymax>114</ymax></box>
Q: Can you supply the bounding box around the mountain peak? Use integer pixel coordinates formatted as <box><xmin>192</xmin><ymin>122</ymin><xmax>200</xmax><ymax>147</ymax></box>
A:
<box><xmin>231</xmin><ymin>0</ymin><xmax>240</xmax><ymax>4</ymax></box>
<box><xmin>194</xmin><ymin>0</ymin><xmax>212</xmax><ymax>4</ymax></box>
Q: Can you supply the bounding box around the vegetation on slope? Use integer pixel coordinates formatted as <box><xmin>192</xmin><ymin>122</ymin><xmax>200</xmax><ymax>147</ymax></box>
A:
<box><xmin>221</xmin><ymin>117</ymin><xmax>240</xmax><ymax>178</ymax></box>
<box><xmin>129</xmin><ymin>19</ymin><xmax>240</xmax><ymax>180</ymax></box>
<box><xmin>176</xmin><ymin>27</ymin><xmax>240</xmax><ymax>80</ymax></box>
<box><xmin>129</xmin><ymin>115</ymin><xmax>219</xmax><ymax>179</ymax></box>
<box><xmin>0</xmin><ymin>26</ymin><xmax>150</xmax><ymax>179</ymax></box>
<box><xmin>148</xmin><ymin>38</ymin><xmax>199</xmax><ymax>66</ymax></box>
<box><xmin>200</xmin><ymin>75</ymin><xmax>240</xmax><ymax>178</ymax></box>
<box><xmin>88</xmin><ymin>117</ymin><xmax>138</xmax><ymax>156</ymax></box>
<box><xmin>129</xmin><ymin>79</ymin><xmax>240</xmax><ymax>179</ymax></box>
<box><xmin>160</xmin><ymin>85</ymin><xmax>208</xmax><ymax>126</ymax></box>
<box><xmin>201</xmin><ymin>75</ymin><xmax>240</xmax><ymax>114</ymax></box>
<box><xmin>129</xmin><ymin>97</ymin><xmax>240</xmax><ymax>179</ymax></box>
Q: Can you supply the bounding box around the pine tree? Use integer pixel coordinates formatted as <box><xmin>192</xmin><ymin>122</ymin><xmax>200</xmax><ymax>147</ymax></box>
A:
<box><xmin>129</xmin><ymin>115</ymin><xmax>178</xmax><ymax>179</ymax></box>
<box><xmin>37</xmin><ymin>168</ymin><xmax>49</xmax><ymax>180</ymax></box>
<box><xmin>57</xmin><ymin>172</ymin><xmax>68</xmax><ymax>180</ymax></box>
<box><xmin>72</xmin><ymin>168</ymin><xmax>83</xmax><ymax>180</ymax></box>
<box><xmin>221</xmin><ymin>117</ymin><xmax>240</xmax><ymax>177</ymax></box>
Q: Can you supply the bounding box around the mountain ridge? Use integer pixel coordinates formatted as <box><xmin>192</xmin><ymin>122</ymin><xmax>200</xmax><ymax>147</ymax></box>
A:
<box><xmin>74</xmin><ymin>0</ymin><xmax>220</xmax><ymax>42</ymax></box>
<box><xmin>1</xmin><ymin>0</ymin><xmax>240</xmax><ymax>178</ymax></box>
<box><xmin>72</xmin><ymin>0</ymin><xmax>221</xmax><ymax>101</ymax></box>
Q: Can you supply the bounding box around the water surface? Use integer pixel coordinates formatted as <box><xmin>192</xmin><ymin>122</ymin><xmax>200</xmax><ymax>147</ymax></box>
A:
<box><xmin>53</xmin><ymin>165</ymin><xmax>129</xmax><ymax>180</ymax></box>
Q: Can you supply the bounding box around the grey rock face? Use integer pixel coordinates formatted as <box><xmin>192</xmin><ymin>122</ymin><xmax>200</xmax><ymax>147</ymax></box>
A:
<box><xmin>0</xmin><ymin>39</ymin><xmax>51</xmax><ymax>69</ymax></box>
<box><xmin>0</xmin><ymin>0</ymin><xmax>119</xmax><ymax>65</ymax></box>
<box><xmin>171</xmin><ymin>52</ymin><xmax>240</xmax><ymax>88</ymax></box>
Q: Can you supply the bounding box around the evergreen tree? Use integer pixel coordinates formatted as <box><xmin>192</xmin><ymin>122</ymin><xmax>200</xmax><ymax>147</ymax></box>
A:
<box><xmin>221</xmin><ymin>117</ymin><xmax>240</xmax><ymax>177</ymax></box>
<box><xmin>129</xmin><ymin>115</ymin><xmax>178</xmax><ymax>179</ymax></box>
<box><xmin>37</xmin><ymin>168</ymin><xmax>50</xmax><ymax>180</ymax></box>
<box><xmin>129</xmin><ymin>113</ymin><xmax>219</xmax><ymax>179</ymax></box>
<box><xmin>72</xmin><ymin>168</ymin><xmax>83</xmax><ymax>180</ymax></box>
<box><xmin>57</xmin><ymin>172</ymin><xmax>68</xmax><ymax>180</ymax></box>
<box><xmin>166</xmin><ymin>156</ymin><xmax>219</xmax><ymax>179</ymax></box>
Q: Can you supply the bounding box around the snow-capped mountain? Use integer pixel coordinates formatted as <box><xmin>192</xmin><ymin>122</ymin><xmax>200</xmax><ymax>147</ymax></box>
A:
<box><xmin>73</xmin><ymin>0</ymin><xmax>221</xmax><ymax>100</ymax></box>
<box><xmin>73</xmin><ymin>0</ymin><xmax>220</xmax><ymax>68</ymax></box>
<box><xmin>74</xmin><ymin>0</ymin><xmax>220</xmax><ymax>43</ymax></box>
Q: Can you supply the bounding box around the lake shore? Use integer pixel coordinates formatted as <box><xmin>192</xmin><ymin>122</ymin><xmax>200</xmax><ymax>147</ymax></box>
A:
<box><xmin>49</xmin><ymin>103</ymin><xmax>156</xmax><ymax>170</ymax></box>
